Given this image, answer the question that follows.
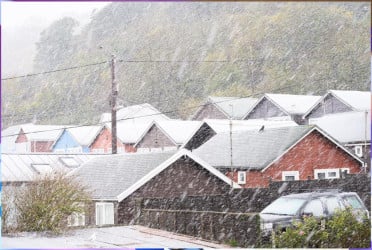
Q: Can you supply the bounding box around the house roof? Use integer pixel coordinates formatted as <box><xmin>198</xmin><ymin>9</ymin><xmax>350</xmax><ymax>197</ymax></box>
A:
<box><xmin>99</xmin><ymin>103</ymin><xmax>169</xmax><ymax>124</ymax></box>
<box><xmin>329</xmin><ymin>90</ymin><xmax>370</xmax><ymax>111</ymax></box>
<box><xmin>182</xmin><ymin>119</ymin><xmax>298</xmax><ymax>149</ymax></box>
<box><xmin>2</xmin><ymin>123</ymin><xmax>33</xmax><ymax>152</ymax></box>
<box><xmin>117</xmin><ymin>149</ymin><xmax>241</xmax><ymax>202</ymax></box>
<box><xmin>115</xmin><ymin>121</ymin><xmax>154</xmax><ymax>144</ymax></box>
<box><xmin>244</xmin><ymin>94</ymin><xmax>322</xmax><ymax>118</ymax></box>
<box><xmin>309</xmin><ymin>111</ymin><xmax>371</xmax><ymax>143</ymax></box>
<box><xmin>73</xmin><ymin>151</ymin><xmax>176</xmax><ymax>200</ymax></box>
<box><xmin>2</xmin><ymin>153</ymin><xmax>100</xmax><ymax>182</ymax></box>
<box><xmin>193</xmin><ymin>125</ymin><xmax>363</xmax><ymax>170</ymax></box>
<box><xmin>303</xmin><ymin>90</ymin><xmax>371</xmax><ymax>118</ymax></box>
<box><xmin>208</xmin><ymin>96</ymin><xmax>258</xmax><ymax>119</ymax></box>
<box><xmin>135</xmin><ymin>120</ymin><xmax>201</xmax><ymax>146</ymax></box>
<box><xmin>18</xmin><ymin>124</ymin><xmax>65</xmax><ymax>141</ymax></box>
<box><xmin>66</xmin><ymin>125</ymin><xmax>103</xmax><ymax>146</ymax></box>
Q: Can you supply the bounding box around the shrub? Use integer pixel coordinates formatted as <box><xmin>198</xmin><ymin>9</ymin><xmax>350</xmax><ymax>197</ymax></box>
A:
<box><xmin>273</xmin><ymin>207</ymin><xmax>371</xmax><ymax>248</ymax></box>
<box><xmin>3</xmin><ymin>171</ymin><xmax>91</xmax><ymax>234</ymax></box>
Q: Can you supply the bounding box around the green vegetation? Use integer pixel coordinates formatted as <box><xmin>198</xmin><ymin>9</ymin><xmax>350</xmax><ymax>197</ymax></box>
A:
<box><xmin>3</xmin><ymin>2</ymin><xmax>370</xmax><ymax>127</ymax></box>
<box><xmin>273</xmin><ymin>208</ymin><xmax>371</xmax><ymax>248</ymax></box>
<box><xmin>2</xmin><ymin>172</ymin><xmax>91</xmax><ymax>234</ymax></box>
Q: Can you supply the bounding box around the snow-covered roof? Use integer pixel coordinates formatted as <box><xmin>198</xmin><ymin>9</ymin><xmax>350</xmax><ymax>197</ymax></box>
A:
<box><xmin>74</xmin><ymin>151</ymin><xmax>176</xmax><ymax>200</ymax></box>
<box><xmin>67</xmin><ymin>125</ymin><xmax>103</xmax><ymax>146</ymax></box>
<box><xmin>115</xmin><ymin>121</ymin><xmax>154</xmax><ymax>144</ymax></box>
<box><xmin>203</xmin><ymin>118</ymin><xmax>297</xmax><ymax>133</ymax></box>
<box><xmin>2</xmin><ymin>123</ymin><xmax>33</xmax><ymax>152</ymax></box>
<box><xmin>328</xmin><ymin>90</ymin><xmax>370</xmax><ymax>111</ymax></box>
<box><xmin>2</xmin><ymin>153</ymin><xmax>99</xmax><ymax>182</ymax></box>
<box><xmin>117</xmin><ymin>149</ymin><xmax>241</xmax><ymax>202</ymax></box>
<box><xmin>208</xmin><ymin>96</ymin><xmax>258</xmax><ymax>119</ymax></box>
<box><xmin>19</xmin><ymin>124</ymin><xmax>65</xmax><ymax>141</ymax></box>
<box><xmin>99</xmin><ymin>103</ymin><xmax>170</xmax><ymax>124</ymax></box>
<box><xmin>193</xmin><ymin>125</ymin><xmax>363</xmax><ymax>170</ymax></box>
<box><xmin>309</xmin><ymin>111</ymin><xmax>371</xmax><ymax>143</ymax></box>
<box><xmin>135</xmin><ymin>120</ymin><xmax>201</xmax><ymax>146</ymax></box>
<box><xmin>264</xmin><ymin>93</ymin><xmax>322</xmax><ymax>115</ymax></box>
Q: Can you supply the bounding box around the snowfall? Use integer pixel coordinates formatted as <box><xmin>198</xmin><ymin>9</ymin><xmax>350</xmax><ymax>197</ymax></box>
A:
<box><xmin>2</xmin><ymin>225</ymin><xmax>230</xmax><ymax>249</ymax></box>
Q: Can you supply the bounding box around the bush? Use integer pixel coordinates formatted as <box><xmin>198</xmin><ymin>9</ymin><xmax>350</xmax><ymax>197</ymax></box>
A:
<box><xmin>2</xmin><ymin>172</ymin><xmax>91</xmax><ymax>234</ymax></box>
<box><xmin>273</xmin><ymin>207</ymin><xmax>371</xmax><ymax>248</ymax></box>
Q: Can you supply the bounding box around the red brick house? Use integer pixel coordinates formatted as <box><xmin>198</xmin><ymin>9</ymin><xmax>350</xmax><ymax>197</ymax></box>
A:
<box><xmin>192</xmin><ymin>125</ymin><xmax>365</xmax><ymax>188</ymax></box>
<box><xmin>89</xmin><ymin>125</ymin><xmax>126</xmax><ymax>153</ymax></box>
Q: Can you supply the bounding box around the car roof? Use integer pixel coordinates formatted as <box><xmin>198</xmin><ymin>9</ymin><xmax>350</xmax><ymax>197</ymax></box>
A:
<box><xmin>283</xmin><ymin>191</ymin><xmax>358</xmax><ymax>199</ymax></box>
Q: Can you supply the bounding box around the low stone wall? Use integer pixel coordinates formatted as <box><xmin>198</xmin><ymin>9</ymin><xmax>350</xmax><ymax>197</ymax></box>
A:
<box><xmin>133</xmin><ymin>174</ymin><xmax>370</xmax><ymax>247</ymax></box>
<box><xmin>138</xmin><ymin>208</ymin><xmax>260</xmax><ymax>247</ymax></box>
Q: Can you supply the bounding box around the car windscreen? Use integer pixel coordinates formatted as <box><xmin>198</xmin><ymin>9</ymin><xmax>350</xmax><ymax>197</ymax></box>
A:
<box><xmin>343</xmin><ymin>196</ymin><xmax>364</xmax><ymax>209</ymax></box>
<box><xmin>261</xmin><ymin>197</ymin><xmax>307</xmax><ymax>216</ymax></box>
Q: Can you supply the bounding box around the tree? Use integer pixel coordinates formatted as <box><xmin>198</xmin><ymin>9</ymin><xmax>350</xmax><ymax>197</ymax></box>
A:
<box><xmin>2</xmin><ymin>171</ymin><xmax>91</xmax><ymax>234</ymax></box>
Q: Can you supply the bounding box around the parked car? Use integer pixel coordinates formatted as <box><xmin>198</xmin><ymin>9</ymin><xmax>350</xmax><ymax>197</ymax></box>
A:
<box><xmin>259</xmin><ymin>191</ymin><xmax>369</xmax><ymax>238</ymax></box>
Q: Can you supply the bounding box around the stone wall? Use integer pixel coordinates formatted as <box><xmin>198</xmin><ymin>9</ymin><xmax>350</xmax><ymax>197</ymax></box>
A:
<box><xmin>133</xmin><ymin>174</ymin><xmax>370</xmax><ymax>247</ymax></box>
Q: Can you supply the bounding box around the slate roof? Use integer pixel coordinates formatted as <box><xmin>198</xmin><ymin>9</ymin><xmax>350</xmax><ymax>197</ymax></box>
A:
<box><xmin>73</xmin><ymin>151</ymin><xmax>176</xmax><ymax>200</ymax></box>
<box><xmin>309</xmin><ymin>111</ymin><xmax>371</xmax><ymax>143</ymax></box>
<box><xmin>208</xmin><ymin>96</ymin><xmax>258</xmax><ymax>119</ymax></box>
<box><xmin>193</xmin><ymin>126</ymin><xmax>315</xmax><ymax>170</ymax></box>
<box><xmin>2</xmin><ymin>153</ymin><xmax>99</xmax><ymax>182</ymax></box>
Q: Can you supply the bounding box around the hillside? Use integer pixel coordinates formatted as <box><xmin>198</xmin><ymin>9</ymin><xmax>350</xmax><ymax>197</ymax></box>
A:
<box><xmin>2</xmin><ymin>2</ymin><xmax>370</xmax><ymax>128</ymax></box>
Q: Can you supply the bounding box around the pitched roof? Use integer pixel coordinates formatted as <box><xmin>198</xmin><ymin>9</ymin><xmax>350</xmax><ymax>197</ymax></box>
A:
<box><xmin>117</xmin><ymin>149</ymin><xmax>241</xmax><ymax>202</ymax></box>
<box><xmin>309</xmin><ymin>111</ymin><xmax>371</xmax><ymax>143</ymax></box>
<box><xmin>303</xmin><ymin>90</ymin><xmax>371</xmax><ymax>118</ymax></box>
<box><xmin>182</xmin><ymin>119</ymin><xmax>298</xmax><ymax>149</ymax></box>
<box><xmin>116</xmin><ymin>121</ymin><xmax>154</xmax><ymax>144</ymax></box>
<box><xmin>66</xmin><ymin>126</ymin><xmax>103</xmax><ymax>146</ymax></box>
<box><xmin>19</xmin><ymin>124</ymin><xmax>65</xmax><ymax>141</ymax></box>
<box><xmin>73</xmin><ymin>151</ymin><xmax>176</xmax><ymax>200</ymax></box>
<box><xmin>247</xmin><ymin>93</ymin><xmax>322</xmax><ymax>117</ymax></box>
<box><xmin>208</xmin><ymin>96</ymin><xmax>258</xmax><ymax>119</ymax></box>
<box><xmin>135</xmin><ymin>120</ymin><xmax>201</xmax><ymax>146</ymax></box>
<box><xmin>99</xmin><ymin>103</ymin><xmax>169</xmax><ymax>124</ymax></box>
<box><xmin>193</xmin><ymin>125</ymin><xmax>363</xmax><ymax>171</ymax></box>
<box><xmin>2</xmin><ymin>153</ymin><xmax>99</xmax><ymax>182</ymax></box>
<box><xmin>329</xmin><ymin>90</ymin><xmax>370</xmax><ymax>111</ymax></box>
<box><xmin>2</xmin><ymin>123</ymin><xmax>33</xmax><ymax>152</ymax></box>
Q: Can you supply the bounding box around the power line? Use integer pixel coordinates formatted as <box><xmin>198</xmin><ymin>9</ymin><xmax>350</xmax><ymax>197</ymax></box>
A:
<box><xmin>1</xmin><ymin>83</ymin><xmax>299</xmax><ymax>138</ymax></box>
<box><xmin>1</xmin><ymin>60</ymin><xmax>109</xmax><ymax>81</ymax></box>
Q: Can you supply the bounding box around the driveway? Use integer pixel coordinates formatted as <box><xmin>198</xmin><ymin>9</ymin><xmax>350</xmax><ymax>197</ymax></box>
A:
<box><xmin>2</xmin><ymin>225</ymin><xmax>229</xmax><ymax>248</ymax></box>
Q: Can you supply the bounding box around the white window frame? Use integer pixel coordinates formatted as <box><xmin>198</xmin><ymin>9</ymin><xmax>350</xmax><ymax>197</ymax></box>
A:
<box><xmin>354</xmin><ymin>145</ymin><xmax>363</xmax><ymax>157</ymax></box>
<box><xmin>282</xmin><ymin>171</ymin><xmax>299</xmax><ymax>181</ymax></box>
<box><xmin>96</xmin><ymin>202</ymin><xmax>114</xmax><ymax>226</ymax></box>
<box><xmin>237</xmin><ymin>171</ymin><xmax>246</xmax><ymax>184</ymax></box>
<box><xmin>314</xmin><ymin>168</ymin><xmax>341</xmax><ymax>180</ymax></box>
<box><xmin>92</xmin><ymin>148</ymin><xmax>105</xmax><ymax>153</ymax></box>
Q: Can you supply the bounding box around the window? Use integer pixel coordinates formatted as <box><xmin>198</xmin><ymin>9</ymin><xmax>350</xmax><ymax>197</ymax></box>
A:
<box><xmin>96</xmin><ymin>202</ymin><xmax>114</xmax><ymax>226</ymax></box>
<box><xmin>326</xmin><ymin>197</ymin><xmax>343</xmax><ymax>215</ymax></box>
<box><xmin>59</xmin><ymin>157</ymin><xmax>80</xmax><ymax>168</ymax></box>
<box><xmin>282</xmin><ymin>171</ymin><xmax>299</xmax><ymax>181</ymax></box>
<box><xmin>31</xmin><ymin>164</ymin><xmax>51</xmax><ymax>175</ymax></box>
<box><xmin>314</xmin><ymin>169</ymin><xmax>340</xmax><ymax>180</ymax></box>
<box><xmin>354</xmin><ymin>146</ymin><xmax>363</xmax><ymax>157</ymax></box>
<box><xmin>237</xmin><ymin>171</ymin><xmax>246</xmax><ymax>184</ymax></box>
<box><xmin>303</xmin><ymin>199</ymin><xmax>324</xmax><ymax>217</ymax></box>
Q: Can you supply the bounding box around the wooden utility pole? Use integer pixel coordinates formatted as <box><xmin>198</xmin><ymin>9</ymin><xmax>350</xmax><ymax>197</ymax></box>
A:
<box><xmin>111</xmin><ymin>54</ymin><xmax>118</xmax><ymax>154</ymax></box>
